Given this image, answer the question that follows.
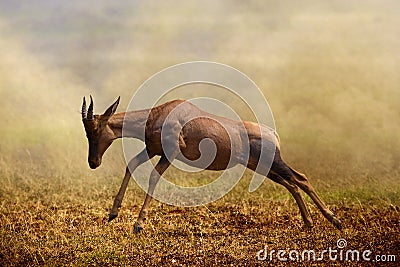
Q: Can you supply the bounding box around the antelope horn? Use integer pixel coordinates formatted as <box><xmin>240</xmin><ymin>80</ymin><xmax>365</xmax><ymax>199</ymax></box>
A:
<box><xmin>87</xmin><ymin>95</ymin><xmax>94</xmax><ymax>120</ymax></box>
<box><xmin>81</xmin><ymin>97</ymin><xmax>87</xmax><ymax>120</ymax></box>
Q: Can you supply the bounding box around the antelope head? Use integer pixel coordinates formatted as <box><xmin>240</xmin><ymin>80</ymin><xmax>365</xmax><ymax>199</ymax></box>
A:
<box><xmin>81</xmin><ymin>96</ymin><xmax>120</xmax><ymax>169</ymax></box>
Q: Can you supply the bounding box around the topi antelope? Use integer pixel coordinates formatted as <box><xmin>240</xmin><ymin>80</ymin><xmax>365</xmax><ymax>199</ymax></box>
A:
<box><xmin>81</xmin><ymin>96</ymin><xmax>342</xmax><ymax>232</ymax></box>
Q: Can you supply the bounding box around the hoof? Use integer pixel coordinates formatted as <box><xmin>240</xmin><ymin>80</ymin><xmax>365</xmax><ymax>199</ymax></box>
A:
<box><xmin>304</xmin><ymin>222</ymin><xmax>314</xmax><ymax>229</ymax></box>
<box><xmin>108</xmin><ymin>213</ymin><xmax>118</xmax><ymax>222</ymax></box>
<box><xmin>134</xmin><ymin>222</ymin><xmax>143</xmax><ymax>233</ymax></box>
<box><xmin>134</xmin><ymin>225</ymin><xmax>142</xmax><ymax>233</ymax></box>
<box><xmin>332</xmin><ymin>217</ymin><xmax>342</xmax><ymax>230</ymax></box>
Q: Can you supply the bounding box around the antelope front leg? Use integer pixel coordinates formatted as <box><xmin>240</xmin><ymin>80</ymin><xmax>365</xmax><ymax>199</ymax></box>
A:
<box><xmin>109</xmin><ymin>149</ymin><xmax>151</xmax><ymax>222</ymax></box>
<box><xmin>134</xmin><ymin>155</ymin><xmax>171</xmax><ymax>233</ymax></box>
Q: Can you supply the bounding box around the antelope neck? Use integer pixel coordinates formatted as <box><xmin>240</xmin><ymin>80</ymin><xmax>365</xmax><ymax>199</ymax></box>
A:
<box><xmin>108</xmin><ymin>109</ymin><xmax>150</xmax><ymax>141</ymax></box>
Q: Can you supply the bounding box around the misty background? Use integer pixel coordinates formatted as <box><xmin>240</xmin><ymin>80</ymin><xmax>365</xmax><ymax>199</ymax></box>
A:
<box><xmin>0</xmin><ymin>0</ymin><xmax>399</xmax><ymax>197</ymax></box>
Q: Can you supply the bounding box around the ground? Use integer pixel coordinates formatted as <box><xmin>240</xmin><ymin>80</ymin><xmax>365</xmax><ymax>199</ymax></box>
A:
<box><xmin>1</xmin><ymin>173</ymin><xmax>398</xmax><ymax>266</ymax></box>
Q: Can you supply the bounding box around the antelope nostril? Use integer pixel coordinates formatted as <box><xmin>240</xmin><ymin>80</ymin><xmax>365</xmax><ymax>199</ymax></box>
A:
<box><xmin>89</xmin><ymin>160</ymin><xmax>98</xmax><ymax>169</ymax></box>
<box><xmin>88</xmin><ymin>158</ymin><xmax>101</xmax><ymax>169</ymax></box>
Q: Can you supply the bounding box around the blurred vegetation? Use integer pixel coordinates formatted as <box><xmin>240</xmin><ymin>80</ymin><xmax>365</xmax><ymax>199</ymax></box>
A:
<box><xmin>0</xmin><ymin>1</ymin><xmax>399</xmax><ymax>265</ymax></box>
<box><xmin>0</xmin><ymin>0</ymin><xmax>398</xmax><ymax>195</ymax></box>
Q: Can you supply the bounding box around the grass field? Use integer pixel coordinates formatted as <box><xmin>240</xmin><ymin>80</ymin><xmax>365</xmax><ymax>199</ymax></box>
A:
<box><xmin>0</xmin><ymin>0</ymin><xmax>399</xmax><ymax>266</ymax></box>
<box><xmin>1</xmin><ymin>173</ymin><xmax>399</xmax><ymax>266</ymax></box>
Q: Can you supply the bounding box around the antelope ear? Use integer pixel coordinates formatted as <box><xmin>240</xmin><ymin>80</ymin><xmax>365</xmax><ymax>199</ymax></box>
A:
<box><xmin>101</xmin><ymin>96</ymin><xmax>120</xmax><ymax>119</ymax></box>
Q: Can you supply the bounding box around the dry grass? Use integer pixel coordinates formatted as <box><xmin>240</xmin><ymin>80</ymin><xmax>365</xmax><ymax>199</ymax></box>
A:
<box><xmin>1</xmin><ymin>174</ymin><xmax>399</xmax><ymax>266</ymax></box>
